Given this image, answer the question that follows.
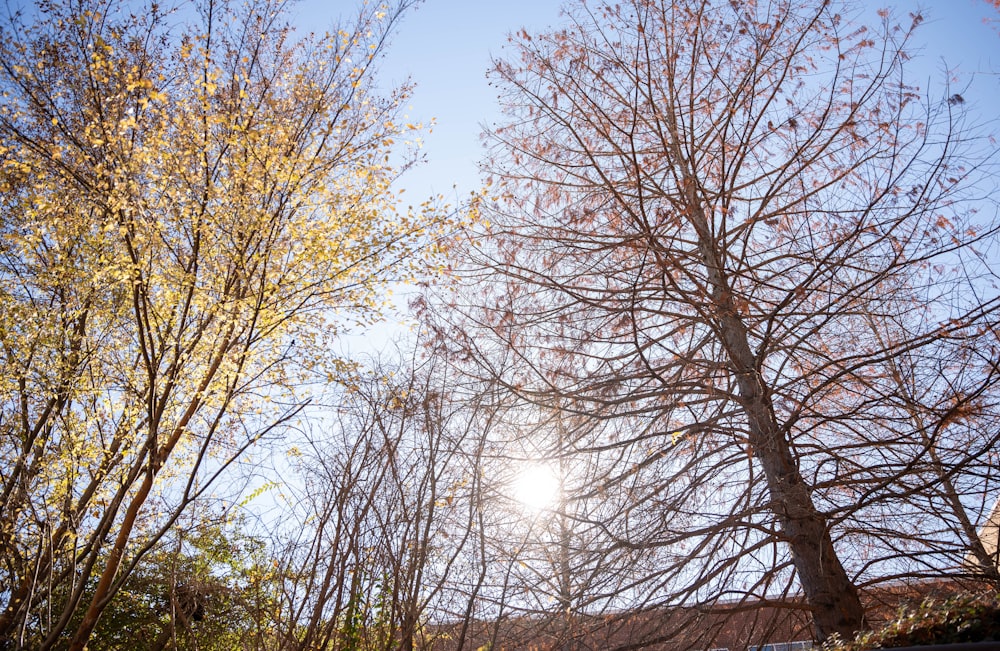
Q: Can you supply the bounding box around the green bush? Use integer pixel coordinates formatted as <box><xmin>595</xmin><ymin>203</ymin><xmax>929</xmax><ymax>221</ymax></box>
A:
<box><xmin>824</xmin><ymin>592</ymin><xmax>1000</xmax><ymax>650</ymax></box>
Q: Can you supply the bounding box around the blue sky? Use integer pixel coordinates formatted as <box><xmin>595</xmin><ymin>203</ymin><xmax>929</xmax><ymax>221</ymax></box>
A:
<box><xmin>290</xmin><ymin>0</ymin><xmax>1000</xmax><ymax>206</ymax></box>
<box><xmin>292</xmin><ymin>0</ymin><xmax>559</xmax><ymax>202</ymax></box>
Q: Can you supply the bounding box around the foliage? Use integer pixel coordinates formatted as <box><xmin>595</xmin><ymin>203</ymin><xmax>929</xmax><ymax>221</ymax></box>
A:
<box><xmin>824</xmin><ymin>592</ymin><xmax>1000</xmax><ymax>650</ymax></box>
<box><xmin>2</xmin><ymin>0</ymin><xmax>999</xmax><ymax>648</ymax></box>
<box><xmin>87</xmin><ymin>523</ymin><xmax>274</xmax><ymax>651</ymax></box>
<box><xmin>0</xmin><ymin>0</ymin><xmax>444</xmax><ymax>647</ymax></box>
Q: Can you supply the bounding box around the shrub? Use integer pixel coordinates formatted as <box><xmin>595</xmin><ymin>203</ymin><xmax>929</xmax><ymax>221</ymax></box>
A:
<box><xmin>824</xmin><ymin>592</ymin><xmax>1000</xmax><ymax>650</ymax></box>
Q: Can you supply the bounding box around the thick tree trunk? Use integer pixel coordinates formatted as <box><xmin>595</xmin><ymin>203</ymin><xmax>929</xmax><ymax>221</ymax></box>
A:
<box><xmin>734</xmin><ymin>359</ymin><xmax>866</xmax><ymax>642</ymax></box>
<box><xmin>684</xmin><ymin>182</ymin><xmax>865</xmax><ymax>641</ymax></box>
<box><xmin>713</xmin><ymin>286</ymin><xmax>865</xmax><ymax>641</ymax></box>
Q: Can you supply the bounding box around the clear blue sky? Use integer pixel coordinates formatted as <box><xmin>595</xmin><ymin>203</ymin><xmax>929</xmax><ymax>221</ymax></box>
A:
<box><xmin>290</xmin><ymin>0</ymin><xmax>999</xmax><ymax>206</ymax></box>
<box><xmin>294</xmin><ymin>0</ymin><xmax>564</xmax><ymax>203</ymax></box>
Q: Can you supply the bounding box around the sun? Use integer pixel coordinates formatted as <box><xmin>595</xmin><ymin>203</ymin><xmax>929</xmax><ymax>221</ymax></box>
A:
<box><xmin>511</xmin><ymin>463</ymin><xmax>561</xmax><ymax>512</ymax></box>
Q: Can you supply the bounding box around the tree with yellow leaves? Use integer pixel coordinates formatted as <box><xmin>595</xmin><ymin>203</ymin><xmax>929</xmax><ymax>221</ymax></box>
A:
<box><xmin>0</xmin><ymin>0</ymin><xmax>441</xmax><ymax>647</ymax></box>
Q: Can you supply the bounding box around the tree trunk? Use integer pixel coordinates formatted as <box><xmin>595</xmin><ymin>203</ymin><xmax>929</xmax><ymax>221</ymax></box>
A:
<box><xmin>685</xmin><ymin>180</ymin><xmax>865</xmax><ymax>641</ymax></box>
<box><xmin>736</xmin><ymin>360</ymin><xmax>867</xmax><ymax>641</ymax></box>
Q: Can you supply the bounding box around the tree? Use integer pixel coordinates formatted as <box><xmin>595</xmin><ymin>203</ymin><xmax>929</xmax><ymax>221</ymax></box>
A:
<box><xmin>469</xmin><ymin>403</ymin><xmax>664</xmax><ymax>651</ymax></box>
<box><xmin>254</xmin><ymin>345</ymin><xmax>494</xmax><ymax>651</ymax></box>
<box><xmin>433</xmin><ymin>0</ymin><xmax>1000</xmax><ymax>643</ymax></box>
<box><xmin>855</xmin><ymin>302</ymin><xmax>1000</xmax><ymax>587</ymax></box>
<box><xmin>0</xmin><ymin>0</ymin><xmax>441</xmax><ymax>647</ymax></box>
<box><xmin>85</xmin><ymin>521</ymin><xmax>272</xmax><ymax>651</ymax></box>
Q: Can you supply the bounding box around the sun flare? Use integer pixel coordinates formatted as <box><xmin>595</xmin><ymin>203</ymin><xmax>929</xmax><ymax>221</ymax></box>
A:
<box><xmin>512</xmin><ymin>463</ymin><xmax>561</xmax><ymax>512</ymax></box>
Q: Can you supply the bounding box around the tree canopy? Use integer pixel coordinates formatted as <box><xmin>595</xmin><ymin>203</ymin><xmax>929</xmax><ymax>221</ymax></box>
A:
<box><xmin>2</xmin><ymin>0</ymin><xmax>999</xmax><ymax>649</ymax></box>
<box><xmin>0</xmin><ymin>0</ymin><xmax>446</xmax><ymax>647</ymax></box>
<box><xmin>425</xmin><ymin>0</ymin><xmax>1000</xmax><ymax>643</ymax></box>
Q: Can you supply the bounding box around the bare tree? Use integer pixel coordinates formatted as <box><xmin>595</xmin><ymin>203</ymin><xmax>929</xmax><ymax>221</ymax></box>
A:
<box><xmin>256</xmin><ymin>346</ymin><xmax>496</xmax><ymax>651</ymax></box>
<box><xmin>853</xmin><ymin>301</ymin><xmax>1000</xmax><ymax>586</ymax></box>
<box><xmin>428</xmin><ymin>0</ymin><xmax>1000</xmax><ymax>643</ymax></box>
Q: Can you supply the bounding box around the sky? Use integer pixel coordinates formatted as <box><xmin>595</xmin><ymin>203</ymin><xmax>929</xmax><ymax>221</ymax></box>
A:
<box><xmin>254</xmin><ymin>0</ymin><xmax>1000</xmax><ymax>527</ymax></box>
<box><xmin>288</xmin><ymin>0</ymin><xmax>1000</xmax><ymax>350</ymax></box>
<box><xmin>294</xmin><ymin>0</ymin><xmax>565</xmax><ymax>203</ymax></box>
<box><xmin>290</xmin><ymin>0</ymin><xmax>1000</xmax><ymax>207</ymax></box>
